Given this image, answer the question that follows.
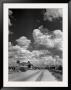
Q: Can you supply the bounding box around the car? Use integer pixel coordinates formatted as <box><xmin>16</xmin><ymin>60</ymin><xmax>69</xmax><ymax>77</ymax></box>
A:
<box><xmin>19</xmin><ymin>65</ymin><xmax>29</xmax><ymax>72</ymax></box>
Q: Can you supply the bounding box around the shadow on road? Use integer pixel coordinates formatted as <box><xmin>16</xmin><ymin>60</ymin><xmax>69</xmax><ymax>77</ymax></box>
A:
<box><xmin>36</xmin><ymin>71</ymin><xmax>43</xmax><ymax>81</ymax></box>
<box><xmin>14</xmin><ymin>70</ymin><xmax>40</xmax><ymax>81</ymax></box>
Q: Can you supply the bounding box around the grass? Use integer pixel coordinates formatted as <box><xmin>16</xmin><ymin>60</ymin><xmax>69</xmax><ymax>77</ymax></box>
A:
<box><xmin>49</xmin><ymin>69</ymin><xmax>62</xmax><ymax>81</ymax></box>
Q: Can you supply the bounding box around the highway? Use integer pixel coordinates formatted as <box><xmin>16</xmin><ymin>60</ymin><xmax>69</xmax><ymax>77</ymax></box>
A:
<box><xmin>9</xmin><ymin>70</ymin><xmax>57</xmax><ymax>81</ymax></box>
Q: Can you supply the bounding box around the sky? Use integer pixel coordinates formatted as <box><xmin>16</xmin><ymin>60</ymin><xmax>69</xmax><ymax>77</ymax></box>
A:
<box><xmin>9</xmin><ymin>9</ymin><xmax>62</xmax><ymax>44</ymax></box>
<box><xmin>9</xmin><ymin>9</ymin><xmax>44</xmax><ymax>43</ymax></box>
<box><xmin>8</xmin><ymin>9</ymin><xmax>63</xmax><ymax>66</ymax></box>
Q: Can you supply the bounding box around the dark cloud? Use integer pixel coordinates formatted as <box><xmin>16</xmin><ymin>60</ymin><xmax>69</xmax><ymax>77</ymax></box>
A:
<box><xmin>44</xmin><ymin>9</ymin><xmax>62</xmax><ymax>21</ymax></box>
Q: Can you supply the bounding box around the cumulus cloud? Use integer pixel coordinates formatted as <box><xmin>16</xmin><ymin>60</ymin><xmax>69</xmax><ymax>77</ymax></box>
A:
<box><xmin>31</xmin><ymin>54</ymin><xmax>62</xmax><ymax>67</ymax></box>
<box><xmin>16</xmin><ymin>36</ymin><xmax>31</xmax><ymax>50</ymax></box>
<box><xmin>8</xmin><ymin>42</ymin><xmax>12</xmax><ymax>46</ymax></box>
<box><xmin>52</xmin><ymin>30</ymin><xmax>63</xmax><ymax>50</ymax></box>
<box><xmin>44</xmin><ymin>8</ymin><xmax>62</xmax><ymax>21</ymax></box>
<box><xmin>54</xmin><ymin>55</ymin><xmax>62</xmax><ymax>65</ymax></box>
<box><xmin>16</xmin><ymin>49</ymin><xmax>50</xmax><ymax>62</ymax></box>
<box><xmin>32</xmin><ymin>50</ymin><xmax>43</xmax><ymax>57</ymax></box>
<box><xmin>39</xmin><ymin>55</ymin><xmax>62</xmax><ymax>66</ymax></box>
<box><xmin>8</xmin><ymin>10</ymin><xmax>13</xmax><ymax>35</ymax></box>
<box><xmin>8</xmin><ymin>9</ymin><xmax>63</xmax><ymax>67</ymax></box>
<box><xmin>8</xmin><ymin>43</ymin><xmax>32</xmax><ymax>63</ymax></box>
<box><xmin>8</xmin><ymin>42</ymin><xmax>13</xmax><ymax>53</ymax></box>
<box><xmin>41</xmin><ymin>56</ymin><xmax>55</xmax><ymax>65</ymax></box>
<box><xmin>8</xmin><ymin>42</ymin><xmax>17</xmax><ymax>64</ymax></box>
<box><xmin>8</xmin><ymin>28</ymin><xmax>62</xmax><ymax>67</ymax></box>
<box><xmin>8</xmin><ymin>41</ymin><xmax>62</xmax><ymax>66</ymax></box>
<box><xmin>31</xmin><ymin>50</ymin><xmax>50</xmax><ymax>57</ymax></box>
<box><xmin>9</xmin><ymin>10</ymin><xmax>12</xmax><ymax>17</ymax></box>
<box><xmin>33</xmin><ymin>28</ymin><xmax>62</xmax><ymax>51</ymax></box>
<box><xmin>8</xmin><ymin>18</ymin><xmax>12</xmax><ymax>26</ymax></box>
<box><xmin>8</xmin><ymin>10</ymin><xmax>13</xmax><ymax>26</ymax></box>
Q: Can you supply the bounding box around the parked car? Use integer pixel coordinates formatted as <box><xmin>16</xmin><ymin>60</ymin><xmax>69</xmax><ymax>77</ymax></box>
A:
<box><xmin>19</xmin><ymin>65</ymin><xmax>29</xmax><ymax>72</ymax></box>
<box><xmin>18</xmin><ymin>61</ymin><xmax>33</xmax><ymax>72</ymax></box>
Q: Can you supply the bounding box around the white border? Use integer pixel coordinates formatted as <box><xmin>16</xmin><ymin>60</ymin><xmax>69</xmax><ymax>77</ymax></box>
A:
<box><xmin>3</xmin><ymin>3</ymin><xmax>68</xmax><ymax>87</ymax></box>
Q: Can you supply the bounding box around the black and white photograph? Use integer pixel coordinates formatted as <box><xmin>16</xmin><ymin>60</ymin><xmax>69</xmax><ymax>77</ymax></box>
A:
<box><xmin>3</xmin><ymin>3</ymin><xmax>68</xmax><ymax>87</ymax></box>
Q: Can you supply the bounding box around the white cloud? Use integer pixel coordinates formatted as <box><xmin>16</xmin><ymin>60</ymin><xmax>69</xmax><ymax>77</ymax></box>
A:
<box><xmin>31</xmin><ymin>50</ymin><xmax>50</xmax><ymax>57</ymax></box>
<box><xmin>8</xmin><ymin>18</ymin><xmax>12</xmax><ymax>26</ymax></box>
<box><xmin>8</xmin><ymin>28</ymin><xmax>62</xmax><ymax>67</ymax></box>
<box><xmin>53</xmin><ymin>30</ymin><xmax>62</xmax><ymax>38</ymax></box>
<box><xmin>8</xmin><ymin>41</ymin><xmax>62</xmax><ymax>66</ymax></box>
<box><xmin>8</xmin><ymin>43</ymin><xmax>32</xmax><ymax>63</ymax></box>
<box><xmin>9</xmin><ymin>10</ymin><xmax>13</xmax><ymax>16</ymax></box>
<box><xmin>16</xmin><ymin>36</ymin><xmax>31</xmax><ymax>50</ymax></box>
<box><xmin>52</xmin><ymin>30</ymin><xmax>63</xmax><ymax>50</ymax></box>
<box><xmin>40</xmin><ymin>55</ymin><xmax>62</xmax><ymax>66</ymax></box>
<box><xmin>8</xmin><ymin>42</ymin><xmax>18</xmax><ymax>65</ymax></box>
<box><xmin>8</xmin><ymin>10</ymin><xmax>13</xmax><ymax>35</ymax></box>
<box><xmin>33</xmin><ymin>29</ymin><xmax>62</xmax><ymax>51</ymax></box>
<box><xmin>8</xmin><ymin>42</ymin><xmax>14</xmax><ymax>52</ymax></box>
<box><xmin>54</xmin><ymin>55</ymin><xmax>62</xmax><ymax>65</ymax></box>
<box><xmin>41</xmin><ymin>56</ymin><xmax>55</xmax><ymax>65</ymax></box>
<box><xmin>8</xmin><ymin>10</ymin><xmax>13</xmax><ymax>26</ymax></box>
<box><xmin>32</xmin><ymin>50</ymin><xmax>43</xmax><ymax>57</ymax></box>
<box><xmin>8</xmin><ymin>42</ymin><xmax>12</xmax><ymax>46</ymax></box>
<box><xmin>44</xmin><ymin>8</ymin><xmax>62</xmax><ymax>21</ymax></box>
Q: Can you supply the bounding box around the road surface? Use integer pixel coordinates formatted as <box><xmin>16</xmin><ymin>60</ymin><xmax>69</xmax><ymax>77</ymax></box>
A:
<box><xmin>9</xmin><ymin>70</ymin><xmax>57</xmax><ymax>81</ymax></box>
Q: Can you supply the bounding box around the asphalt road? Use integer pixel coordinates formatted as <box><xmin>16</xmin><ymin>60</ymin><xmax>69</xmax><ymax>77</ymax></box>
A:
<box><xmin>9</xmin><ymin>70</ymin><xmax>57</xmax><ymax>81</ymax></box>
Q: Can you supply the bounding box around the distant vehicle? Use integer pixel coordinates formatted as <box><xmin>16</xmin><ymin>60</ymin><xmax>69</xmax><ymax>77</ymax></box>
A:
<box><xmin>17</xmin><ymin>61</ymin><xmax>33</xmax><ymax>72</ymax></box>
<box><xmin>19</xmin><ymin>65</ymin><xmax>29</xmax><ymax>72</ymax></box>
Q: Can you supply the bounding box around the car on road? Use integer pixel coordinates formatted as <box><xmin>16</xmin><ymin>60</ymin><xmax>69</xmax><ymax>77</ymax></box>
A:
<box><xmin>19</xmin><ymin>65</ymin><xmax>29</xmax><ymax>72</ymax></box>
<box><xmin>18</xmin><ymin>61</ymin><xmax>33</xmax><ymax>72</ymax></box>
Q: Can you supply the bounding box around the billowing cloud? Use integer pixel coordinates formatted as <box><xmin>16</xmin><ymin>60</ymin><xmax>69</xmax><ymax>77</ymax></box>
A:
<box><xmin>8</xmin><ymin>9</ymin><xmax>63</xmax><ymax>67</ymax></box>
<box><xmin>54</xmin><ymin>55</ymin><xmax>62</xmax><ymax>65</ymax></box>
<box><xmin>8</xmin><ymin>41</ymin><xmax>62</xmax><ymax>67</ymax></box>
<box><xmin>8</xmin><ymin>18</ymin><xmax>12</xmax><ymax>26</ymax></box>
<box><xmin>44</xmin><ymin>8</ymin><xmax>62</xmax><ymax>21</ymax></box>
<box><xmin>9</xmin><ymin>10</ymin><xmax>13</xmax><ymax>26</ymax></box>
<box><xmin>41</xmin><ymin>56</ymin><xmax>55</xmax><ymax>65</ymax></box>
<box><xmin>16</xmin><ymin>36</ymin><xmax>31</xmax><ymax>50</ymax></box>
<box><xmin>31</xmin><ymin>50</ymin><xmax>50</xmax><ymax>57</ymax></box>
<box><xmin>33</xmin><ymin>28</ymin><xmax>62</xmax><ymax>51</ymax></box>
<box><xmin>8</xmin><ymin>10</ymin><xmax>13</xmax><ymax>35</ymax></box>
<box><xmin>9</xmin><ymin>10</ymin><xmax>13</xmax><ymax>16</ymax></box>
<box><xmin>52</xmin><ymin>30</ymin><xmax>63</xmax><ymax>50</ymax></box>
<box><xmin>8</xmin><ymin>42</ymin><xmax>12</xmax><ymax>46</ymax></box>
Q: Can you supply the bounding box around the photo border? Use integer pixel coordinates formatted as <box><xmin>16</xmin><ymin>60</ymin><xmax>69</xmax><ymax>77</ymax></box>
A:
<box><xmin>3</xmin><ymin>3</ymin><xmax>68</xmax><ymax>87</ymax></box>
<box><xmin>0</xmin><ymin>0</ymin><xmax>70</xmax><ymax>89</ymax></box>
